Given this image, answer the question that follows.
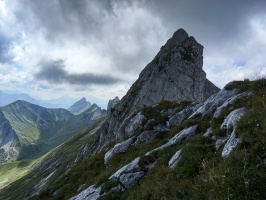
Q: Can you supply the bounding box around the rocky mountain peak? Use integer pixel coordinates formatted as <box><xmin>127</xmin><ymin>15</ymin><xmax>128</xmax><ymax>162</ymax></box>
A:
<box><xmin>68</xmin><ymin>97</ymin><xmax>92</xmax><ymax>114</ymax></box>
<box><xmin>107</xmin><ymin>96</ymin><xmax>120</xmax><ymax>114</ymax></box>
<box><xmin>171</xmin><ymin>28</ymin><xmax>189</xmax><ymax>43</ymax></box>
<box><xmin>98</xmin><ymin>28</ymin><xmax>220</xmax><ymax>148</ymax></box>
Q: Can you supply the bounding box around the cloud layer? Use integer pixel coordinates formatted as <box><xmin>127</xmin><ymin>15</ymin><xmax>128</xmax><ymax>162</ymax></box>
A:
<box><xmin>36</xmin><ymin>60</ymin><xmax>122</xmax><ymax>85</ymax></box>
<box><xmin>0</xmin><ymin>0</ymin><xmax>266</xmax><ymax>107</ymax></box>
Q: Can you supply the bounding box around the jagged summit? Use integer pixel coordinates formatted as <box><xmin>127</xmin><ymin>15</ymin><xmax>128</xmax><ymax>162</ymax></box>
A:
<box><xmin>68</xmin><ymin>97</ymin><xmax>92</xmax><ymax>114</ymax></box>
<box><xmin>107</xmin><ymin>96</ymin><xmax>120</xmax><ymax>114</ymax></box>
<box><xmin>98</xmin><ymin>28</ymin><xmax>220</xmax><ymax>147</ymax></box>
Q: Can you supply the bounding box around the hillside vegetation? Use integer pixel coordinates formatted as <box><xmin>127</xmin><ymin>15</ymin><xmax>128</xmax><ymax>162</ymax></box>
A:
<box><xmin>0</xmin><ymin>117</ymin><xmax>106</xmax><ymax>199</ymax></box>
<box><xmin>6</xmin><ymin>78</ymin><xmax>262</xmax><ymax>200</ymax></box>
<box><xmin>0</xmin><ymin>101</ymin><xmax>105</xmax><ymax>162</ymax></box>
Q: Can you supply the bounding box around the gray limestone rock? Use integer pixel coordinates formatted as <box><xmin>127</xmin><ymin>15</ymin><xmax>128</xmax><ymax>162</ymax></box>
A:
<box><xmin>220</xmin><ymin>108</ymin><xmax>245</xmax><ymax>132</ymax></box>
<box><xmin>190</xmin><ymin>89</ymin><xmax>238</xmax><ymax>119</ymax></box>
<box><xmin>215</xmin><ymin>108</ymin><xmax>244</xmax><ymax>151</ymax></box>
<box><xmin>107</xmin><ymin>96</ymin><xmax>120</xmax><ymax>114</ymax></box>
<box><xmin>119</xmin><ymin>171</ymin><xmax>145</xmax><ymax>189</ymax></box>
<box><xmin>104</xmin><ymin>137</ymin><xmax>135</xmax><ymax>166</ymax></box>
<box><xmin>108</xmin><ymin>157</ymin><xmax>147</xmax><ymax>190</ymax></box>
<box><xmin>110</xmin><ymin>184</ymin><xmax>125</xmax><ymax>192</ymax></box>
<box><xmin>169</xmin><ymin>149</ymin><xmax>182</xmax><ymax>168</ymax></box>
<box><xmin>0</xmin><ymin>111</ymin><xmax>20</xmax><ymax>162</ymax></box>
<box><xmin>203</xmin><ymin>127</ymin><xmax>212</xmax><ymax>137</ymax></box>
<box><xmin>169</xmin><ymin>107</ymin><xmax>194</xmax><ymax>127</ymax></box>
<box><xmin>153</xmin><ymin>124</ymin><xmax>170</xmax><ymax>132</ymax></box>
<box><xmin>125</xmin><ymin>112</ymin><xmax>145</xmax><ymax>138</ymax></box>
<box><xmin>146</xmin><ymin>125</ymin><xmax>198</xmax><ymax>155</ymax></box>
<box><xmin>222</xmin><ymin>130</ymin><xmax>241</xmax><ymax>158</ymax></box>
<box><xmin>213</xmin><ymin>91</ymin><xmax>251</xmax><ymax>118</ymax></box>
<box><xmin>97</xmin><ymin>28</ymin><xmax>220</xmax><ymax>150</ymax></box>
<box><xmin>215</xmin><ymin>135</ymin><xmax>230</xmax><ymax>150</ymax></box>
<box><xmin>69</xmin><ymin>185</ymin><xmax>101</xmax><ymax>200</ymax></box>
<box><xmin>133</xmin><ymin>130</ymin><xmax>156</xmax><ymax>146</ymax></box>
<box><xmin>110</xmin><ymin>157</ymin><xmax>141</xmax><ymax>180</ymax></box>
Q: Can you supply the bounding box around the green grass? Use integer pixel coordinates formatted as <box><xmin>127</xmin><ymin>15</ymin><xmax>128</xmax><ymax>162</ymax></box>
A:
<box><xmin>0</xmin><ymin>118</ymin><xmax>106</xmax><ymax>200</ymax></box>
<box><xmin>0</xmin><ymin>159</ymin><xmax>35</xmax><ymax>190</ymax></box>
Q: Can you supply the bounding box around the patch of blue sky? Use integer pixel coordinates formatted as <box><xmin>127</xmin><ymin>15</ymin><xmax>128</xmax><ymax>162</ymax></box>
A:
<box><xmin>233</xmin><ymin>59</ymin><xmax>246</xmax><ymax>68</ymax></box>
<box><xmin>14</xmin><ymin>62</ymin><xmax>25</xmax><ymax>71</ymax></box>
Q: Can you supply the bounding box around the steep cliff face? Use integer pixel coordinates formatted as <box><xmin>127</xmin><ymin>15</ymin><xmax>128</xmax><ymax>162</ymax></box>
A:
<box><xmin>99</xmin><ymin>29</ymin><xmax>220</xmax><ymax>146</ymax></box>
<box><xmin>0</xmin><ymin>111</ymin><xmax>20</xmax><ymax>161</ymax></box>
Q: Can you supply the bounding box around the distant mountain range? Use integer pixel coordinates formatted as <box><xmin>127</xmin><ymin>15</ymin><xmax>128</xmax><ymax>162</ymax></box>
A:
<box><xmin>0</xmin><ymin>91</ymin><xmax>77</xmax><ymax>109</ymax></box>
<box><xmin>0</xmin><ymin>100</ymin><xmax>106</xmax><ymax>162</ymax></box>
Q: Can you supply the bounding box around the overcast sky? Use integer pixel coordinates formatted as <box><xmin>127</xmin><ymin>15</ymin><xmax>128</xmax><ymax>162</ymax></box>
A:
<box><xmin>0</xmin><ymin>0</ymin><xmax>266</xmax><ymax>108</ymax></box>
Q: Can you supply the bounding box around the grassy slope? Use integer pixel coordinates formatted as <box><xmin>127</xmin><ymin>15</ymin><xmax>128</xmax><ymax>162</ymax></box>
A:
<box><xmin>1</xmin><ymin>101</ymin><xmax>72</xmax><ymax>146</ymax></box>
<box><xmin>1</xmin><ymin>79</ymin><xmax>265</xmax><ymax>200</ymax></box>
<box><xmin>0</xmin><ymin>159</ymin><xmax>35</xmax><ymax>190</ymax></box>
<box><xmin>31</xmin><ymin>79</ymin><xmax>266</xmax><ymax>200</ymax></box>
<box><xmin>0</xmin><ymin>101</ymin><xmax>104</xmax><ymax>160</ymax></box>
<box><xmin>0</xmin><ymin>117</ymin><xmax>106</xmax><ymax>200</ymax></box>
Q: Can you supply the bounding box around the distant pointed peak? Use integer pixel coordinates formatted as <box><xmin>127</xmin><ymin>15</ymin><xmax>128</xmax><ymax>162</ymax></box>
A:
<box><xmin>80</xmin><ymin>97</ymin><xmax>86</xmax><ymax>101</ymax></box>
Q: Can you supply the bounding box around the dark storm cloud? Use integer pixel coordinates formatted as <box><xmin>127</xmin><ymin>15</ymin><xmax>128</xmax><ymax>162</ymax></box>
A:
<box><xmin>12</xmin><ymin>0</ymin><xmax>266</xmax><ymax>79</ymax></box>
<box><xmin>14</xmin><ymin>0</ymin><xmax>153</xmax><ymax>73</ymax></box>
<box><xmin>144</xmin><ymin>0</ymin><xmax>266</xmax><ymax>45</ymax></box>
<box><xmin>14</xmin><ymin>0</ymin><xmax>120</xmax><ymax>42</ymax></box>
<box><xmin>36</xmin><ymin>60</ymin><xmax>122</xmax><ymax>85</ymax></box>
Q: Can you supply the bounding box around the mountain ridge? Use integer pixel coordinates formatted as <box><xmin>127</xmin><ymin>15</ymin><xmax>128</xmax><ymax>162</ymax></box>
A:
<box><xmin>0</xmin><ymin>91</ymin><xmax>77</xmax><ymax>109</ymax></box>
<box><xmin>68</xmin><ymin>97</ymin><xmax>92</xmax><ymax>114</ymax></box>
<box><xmin>0</xmin><ymin>100</ymin><xmax>106</xmax><ymax>162</ymax></box>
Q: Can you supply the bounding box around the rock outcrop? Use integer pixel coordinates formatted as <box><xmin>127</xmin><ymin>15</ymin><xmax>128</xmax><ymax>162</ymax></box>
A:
<box><xmin>0</xmin><ymin>111</ymin><xmax>20</xmax><ymax>161</ymax></box>
<box><xmin>146</xmin><ymin>125</ymin><xmax>198</xmax><ymax>155</ymax></box>
<box><xmin>107</xmin><ymin>96</ymin><xmax>120</xmax><ymax>114</ymax></box>
<box><xmin>168</xmin><ymin>149</ymin><xmax>182</xmax><ymax>168</ymax></box>
<box><xmin>98</xmin><ymin>28</ymin><xmax>220</xmax><ymax>149</ymax></box>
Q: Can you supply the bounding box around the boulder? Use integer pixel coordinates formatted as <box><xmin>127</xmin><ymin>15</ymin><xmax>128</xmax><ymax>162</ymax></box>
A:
<box><xmin>110</xmin><ymin>157</ymin><xmax>141</xmax><ymax>180</ymax></box>
<box><xmin>109</xmin><ymin>157</ymin><xmax>146</xmax><ymax>190</ymax></box>
<box><xmin>69</xmin><ymin>185</ymin><xmax>101</xmax><ymax>200</ymax></box>
<box><xmin>104</xmin><ymin>137</ymin><xmax>135</xmax><ymax>166</ymax></box>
